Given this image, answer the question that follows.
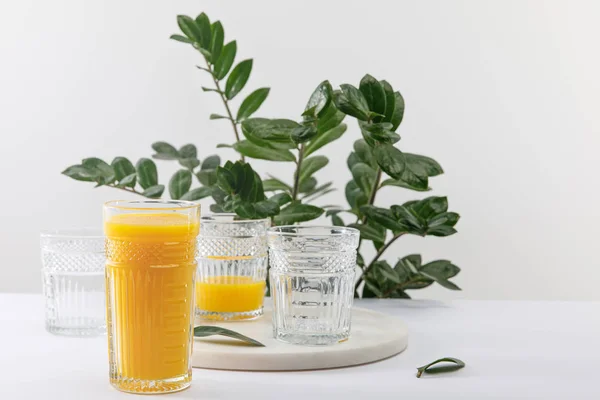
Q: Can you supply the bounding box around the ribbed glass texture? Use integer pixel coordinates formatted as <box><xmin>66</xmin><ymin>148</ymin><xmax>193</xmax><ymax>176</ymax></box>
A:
<box><xmin>196</xmin><ymin>214</ymin><xmax>269</xmax><ymax>321</ymax></box>
<box><xmin>268</xmin><ymin>226</ymin><xmax>360</xmax><ymax>346</ymax></box>
<box><xmin>41</xmin><ymin>229</ymin><xmax>106</xmax><ymax>336</ymax></box>
<box><xmin>104</xmin><ymin>200</ymin><xmax>199</xmax><ymax>394</ymax></box>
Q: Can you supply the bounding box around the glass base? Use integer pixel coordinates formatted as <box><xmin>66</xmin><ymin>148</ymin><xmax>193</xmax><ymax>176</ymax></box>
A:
<box><xmin>110</xmin><ymin>373</ymin><xmax>192</xmax><ymax>394</ymax></box>
<box><xmin>274</xmin><ymin>330</ymin><xmax>350</xmax><ymax>346</ymax></box>
<box><xmin>46</xmin><ymin>320</ymin><xmax>106</xmax><ymax>337</ymax></box>
<box><xmin>196</xmin><ymin>307</ymin><xmax>263</xmax><ymax>321</ymax></box>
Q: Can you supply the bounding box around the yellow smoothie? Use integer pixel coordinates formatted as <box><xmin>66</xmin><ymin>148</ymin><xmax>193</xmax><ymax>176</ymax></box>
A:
<box><xmin>104</xmin><ymin>213</ymin><xmax>198</xmax><ymax>390</ymax></box>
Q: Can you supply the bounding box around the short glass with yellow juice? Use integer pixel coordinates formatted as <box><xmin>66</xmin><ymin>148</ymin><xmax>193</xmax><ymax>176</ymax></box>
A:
<box><xmin>196</xmin><ymin>214</ymin><xmax>269</xmax><ymax>321</ymax></box>
<box><xmin>103</xmin><ymin>201</ymin><xmax>200</xmax><ymax>394</ymax></box>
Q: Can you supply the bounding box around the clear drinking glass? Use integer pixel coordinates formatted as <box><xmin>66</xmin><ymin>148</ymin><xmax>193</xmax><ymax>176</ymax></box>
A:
<box><xmin>268</xmin><ymin>226</ymin><xmax>360</xmax><ymax>346</ymax></box>
<box><xmin>196</xmin><ymin>214</ymin><xmax>269</xmax><ymax>321</ymax></box>
<box><xmin>41</xmin><ymin>229</ymin><xmax>106</xmax><ymax>336</ymax></box>
<box><xmin>104</xmin><ymin>200</ymin><xmax>200</xmax><ymax>394</ymax></box>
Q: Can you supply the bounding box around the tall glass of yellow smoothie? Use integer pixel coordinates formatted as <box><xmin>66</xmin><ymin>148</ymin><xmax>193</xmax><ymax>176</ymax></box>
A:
<box><xmin>103</xmin><ymin>200</ymin><xmax>200</xmax><ymax>394</ymax></box>
<box><xmin>196</xmin><ymin>214</ymin><xmax>269</xmax><ymax>321</ymax></box>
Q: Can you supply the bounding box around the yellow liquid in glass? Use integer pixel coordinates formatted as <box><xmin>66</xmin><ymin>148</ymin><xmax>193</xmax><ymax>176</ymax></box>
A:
<box><xmin>196</xmin><ymin>275</ymin><xmax>265</xmax><ymax>313</ymax></box>
<box><xmin>105</xmin><ymin>213</ymin><xmax>198</xmax><ymax>388</ymax></box>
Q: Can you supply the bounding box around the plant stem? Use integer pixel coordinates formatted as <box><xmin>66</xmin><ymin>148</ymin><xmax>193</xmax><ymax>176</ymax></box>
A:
<box><xmin>361</xmin><ymin>168</ymin><xmax>382</xmax><ymax>223</ymax></box>
<box><xmin>291</xmin><ymin>143</ymin><xmax>305</xmax><ymax>201</ymax></box>
<box><xmin>354</xmin><ymin>232</ymin><xmax>404</xmax><ymax>292</ymax></box>
<box><xmin>204</xmin><ymin>61</ymin><xmax>245</xmax><ymax>162</ymax></box>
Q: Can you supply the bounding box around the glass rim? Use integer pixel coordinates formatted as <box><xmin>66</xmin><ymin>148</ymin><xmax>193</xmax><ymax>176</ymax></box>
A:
<box><xmin>40</xmin><ymin>228</ymin><xmax>104</xmax><ymax>239</ymax></box>
<box><xmin>267</xmin><ymin>225</ymin><xmax>360</xmax><ymax>238</ymax></box>
<box><xmin>104</xmin><ymin>200</ymin><xmax>201</xmax><ymax>211</ymax></box>
<box><xmin>201</xmin><ymin>213</ymin><xmax>270</xmax><ymax>224</ymax></box>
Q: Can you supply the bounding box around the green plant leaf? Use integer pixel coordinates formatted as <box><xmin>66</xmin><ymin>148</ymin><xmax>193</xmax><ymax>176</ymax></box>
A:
<box><xmin>372</xmin><ymin>144</ymin><xmax>412</xmax><ymax>184</ymax></box>
<box><xmin>152</xmin><ymin>142</ymin><xmax>179</xmax><ymax>160</ymax></box>
<box><xmin>364</xmin><ymin>280</ymin><xmax>383</xmax><ymax>298</ymax></box>
<box><xmin>225</xmin><ymin>59</ymin><xmax>252</xmax><ymax>99</ymax></box>
<box><xmin>334</xmin><ymin>84</ymin><xmax>370</xmax><ymax>121</ymax></box>
<box><xmin>331</xmin><ymin>214</ymin><xmax>344</xmax><ymax>226</ymax></box>
<box><xmin>142</xmin><ymin>184</ymin><xmax>165</xmax><ymax>199</ymax></box>
<box><xmin>304</xmin><ymin>80</ymin><xmax>333</xmax><ymax>118</ymax></box>
<box><xmin>61</xmin><ymin>165</ymin><xmax>96</xmax><ymax>182</ymax></box>
<box><xmin>347</xmin><ymin>152</ymin><xmax>360</xmax><ymax>170</ymax></box>
<box><xmin>194</xmin><ymin>12</ymin><xmax>212</xmax><ymax>51</ymax></box>
<box><xmin>214</xmin><ymin>40</ymin><xmax>237</xmax><ymax>80</ymax></box>
<box><xmin>177</xmin><ymin>15</ymin><xmax>203</xmax><ymax>44</ymax></box>
<box><xmin>301</xmin><ymin>181</ymin><xmax>333</xmax><ymax>198</ymax></box>
<box><xmin>179</xmin><ymin>187</ymin><xmax>212</xmax><ymax>201</ymax></box>
<box><xmin>136</xmin><ymin>158</ymin><xmax>158</xmax><ymax>189</ymax></box>
<box><xmin>380</xmin><ymin>80</ymin><xmax>396</xmax><ymax>124</ymax></box>
<box><xmin>359</xmin><ymin>74</ymin><xmax>387</xmax><ymax>122</ymax></box>
<box><xmin>373</xmin><ymin>261</ymin><xmax>401</xmax><ymax>284</ymax></box>
<box><xmin>111</xmin><ymin>157</ymin><xmax>135</xmax><ymax>182</ymax></box>
<box><xmin>210</xmin><ymin>21</ymin><xmax>224</xmax><ymax>62</ymax></box>
<box><xmin>263</xmin><ymin>177</ymin><xmax>292</xmax><ymax>192</ymax></box>
<box><xmin>348</xmin><ymin>222</ymin><xmax>385</xmax><ymax>243</ymax></box>
<box><xmin>200</xmin><ymin>155</ymin><xmax>219</xmax><ymax>170</ymax></box>
<box><xmin>236</xmin><ymin>88</ymin><xmax>270</xmax><ymax>122</ymax></box>
<box><xmin>354</xmin><ymin>139</ymin><xmax>377</xmax><ymax>169</ymax></box>
<box><xmin>405</xmin><ymin>153</ymin><xmax>444</xmax><ymax>177</ymax></box>
<box><xmin>194</xmin><ymin>326</ymin><xmax>265</xmax><ymax>347</ymax></box>
<box><xmin>360</xmin><ymin>205</ymin><xmax>407</xmax><ymax>232</ymax></box>
<box><xmin>380</xmin><ymin>178</ymin><xmax>431</xmax><ymax>192</ymax></box>
<box><xmin>253</xmin><ymin>199</ymin><xmax>280</xmax><ymax>218</ymax></box>
<box><xmin>170</xmin><ymin>34</ymin><xmax>193</xmax><ymax>44</ymax></box>
<box><xmin>291</xmin><ymin>124</ymin><xmax>318</xmax><ymax>144</ymax></box>
<box><xmin>345</xmin><ymin>180</ymin><xmax>368</xmax><ymax>211</ymax></box>
<box><xmin>391</xmin><ymin>91</ymin><xmax>405</xmax><ymax>131</ymax></box>
<box><xmin>299</xmin><ymin>156</ymin><xmax>329</xmax><ymax>184</ymax></box>
<box><xmin>351</xmin><ymin>163</ymin><xmax>377</xmax><ymax>196</ymax></box>
<box><xmin>304</xmin><ymin>123</ymin><xmax>347</xmax><ymax>157</ymax></box>
<box><xmin>274</xmin><ymin>202</ymin><xmax>324</xmax><ymax>224</ymax></box>
<box><xmin>82</xmin><ymin>158</ymin><xmax>115</xmax><ymax>185</ymax></box>
<box><xmin>241</xmin><ymin>118</ymin><xmax>298</xmax><ymax>149</ymax></box>
<box><xmin>269</xmin><ymin>192</ymin><xmax>292</xmax><ymax>207</ymax></box>
<box><xmin>196</xmin><ymin>169</ymin><xmax>217</xmax><ymax>186</ymax></box>
<box><xmin>178</xmin><ymin>144</ymin><xmax>197</xmax><ymax>159</ymax></box>
<box><xmin>169</xmin><ymin>169</ymin><xmax>193</xmax><ymax>200</ymax></box>
<box><xmin>233</xmin><ymin>140</ymin><xmax>295</xmax><ymax>162</ymax></box>
<box><xmin>179</xmin><ymin>158</ymin><xmax>200</xmax><ymax>170</ymax></box>
<box><xmin>117</xmin><ymin>173</ymin><xmax>136</xmax><ymax>188</ymax></box>
<box><xmin>210</xmin><ymin>113</ymin><xmax>229</xmax><ymax>120</ymax></box>
<box><xmin>298</xmin><ymin>177</ymin><xmax>317</xmax><ymax>193</ymax></box>
<box><xmin>361</xmin><ymin>122</ymin><xmax>400</xmax><ymax>144</ymax></box>
<box><xmin>416</xmin><ymin>358</ymin><xmax>465</xmax><ymax>378</ymax></box>
<box><xmin>316</xmin><ymin>100</ymin><xmax>345</xmax><ymax>134</ymax></box>
<box><xmin>420</xmin><ymin>260</ymin><xmax>461</xmax><ymax>280</ymax></box>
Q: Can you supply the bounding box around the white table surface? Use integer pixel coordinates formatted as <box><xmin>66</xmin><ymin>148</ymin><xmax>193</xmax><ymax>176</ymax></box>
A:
<box><xmin>2</xmin><ymin>294</ymin><xmax>599</xmax><ymax>399</ymax></box>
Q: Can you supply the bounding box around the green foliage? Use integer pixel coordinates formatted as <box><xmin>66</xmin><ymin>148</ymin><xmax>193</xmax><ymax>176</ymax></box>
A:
<box><xmin>62</xmin><ymin>12</ymin><xmax>461</xmax><ymax>299</ymax></box>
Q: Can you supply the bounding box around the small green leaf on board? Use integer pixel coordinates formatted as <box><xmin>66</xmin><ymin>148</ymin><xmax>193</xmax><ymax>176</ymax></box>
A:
<box><xmin>194</xmin><ymin>326</ymin><xmax>265</xmax><ymax>347</ymax></box>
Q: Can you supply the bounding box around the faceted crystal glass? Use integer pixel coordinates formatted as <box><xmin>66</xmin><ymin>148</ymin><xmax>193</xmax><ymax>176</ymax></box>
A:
<box><xmin>104</xmin><ymin>200</ymin><xmax>200</xmax><ymax>394</ymax></box>
<box><xmin>268</xmin><ymin>226</ymin><xmax>360</xmax><ymax>346</ymax></box>
<box><xmin>196</xmin><ymin>214</ymin><xmax>269</xmax><ymax>321</ymax></box>
<box><xmin>41</xmin><ymin>229</ymin><xmax>106</xmax><ymax>336</ymax></box>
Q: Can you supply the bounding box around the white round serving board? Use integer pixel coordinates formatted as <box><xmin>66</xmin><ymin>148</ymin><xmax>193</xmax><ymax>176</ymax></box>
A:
<box><xmin>192</xmin><ymin>307</ymin><xmax>408</xmax><ymax>371</ymax></box>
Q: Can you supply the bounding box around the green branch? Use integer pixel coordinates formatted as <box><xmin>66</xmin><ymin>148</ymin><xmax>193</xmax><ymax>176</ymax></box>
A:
<box><xmin>355</xmin><ymin>232</ymin><xmax>404</xmax><ymax>292</ymax></box>
<box><xmin>202</xmin><ymin>60</ymin><xmax>245</xmax><ymax>162</ymax></box>
<box><xmin>291</xmin><ymin>143</ymin><xmax>305</xmax><ymax>201</ymax></box>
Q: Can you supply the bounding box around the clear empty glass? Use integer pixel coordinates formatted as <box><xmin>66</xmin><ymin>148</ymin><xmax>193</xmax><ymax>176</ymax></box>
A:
<box><xmin>196</xmin><ymin>214</ymin><xmax>269</xmax><ymax>321</ymax></box>
<box><xmin>41</xmin><ymin>229</ymin><xmax>106</xmax><ymax>336</ymax></box>
<box><xmin>268</xmin><ymin>226</ymin><xmax>360</xmax><ymax>346</ymax></box>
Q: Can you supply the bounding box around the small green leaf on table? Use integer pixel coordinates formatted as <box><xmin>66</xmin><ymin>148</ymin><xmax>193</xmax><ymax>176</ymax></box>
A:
<box><xmin>416</xmin><ymin>357</ymin><xmax>465</xmax><ymax>378</ymax></box>
<box><xmin>194</xmin><ymin>326</ymin><xmax>265</xmax><ymax>347</ymax></box>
